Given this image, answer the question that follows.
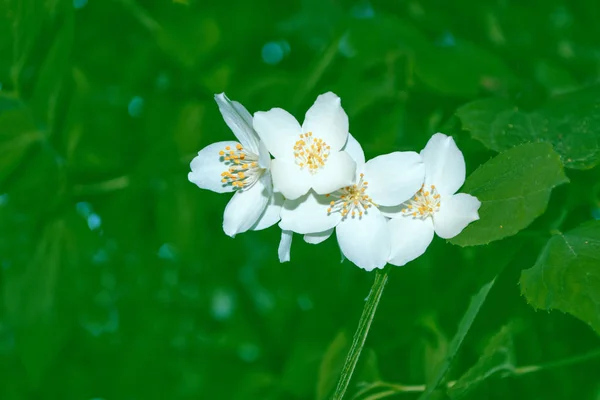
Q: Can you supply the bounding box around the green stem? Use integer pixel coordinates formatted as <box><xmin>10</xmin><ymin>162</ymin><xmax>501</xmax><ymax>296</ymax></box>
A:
<box><xmin>333</xmin><ymin>268</ymin><xmax>390</xmax><ymax>400</ymax></box>
<box><xmin>352</xmin><ymin>347</ymin><xmax>600</xmax><ymax>399</ymax></box>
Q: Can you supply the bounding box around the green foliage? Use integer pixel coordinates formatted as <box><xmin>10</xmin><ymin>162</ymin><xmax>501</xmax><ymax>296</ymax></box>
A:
<box><xmin>456</xmin><ymin>86</ymin><xmax>600</xmax><ymax>170</ymax></box>
<box><xmin>521</xmin><ymin>221</ymin><xmax>600</xmax><ymax>335</ymax></box>
<box><xmin>418</xmin><ymin>278</ymin><xmax>496</xmax><ymax>399</ymax></box>
<box><xmin>447</xmin><ymin>324</ymin><xmax>516</xmax><ymax>399</ymax></box>
<box><xmin>1</xmin><ymin>0</ymin><xmax>599</xmax><ymax>399</ymax></box>
<box><xmin>451</xmin><ymin>143</ymin><xmax>569</xmax><ymax>246</ymax></box>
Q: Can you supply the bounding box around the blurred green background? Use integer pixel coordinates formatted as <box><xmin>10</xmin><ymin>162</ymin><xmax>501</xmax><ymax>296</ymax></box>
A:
<box><xmin>1</xmin><ymin>0</ymin><xmax>600</xmax><ymax>399</ymax></box>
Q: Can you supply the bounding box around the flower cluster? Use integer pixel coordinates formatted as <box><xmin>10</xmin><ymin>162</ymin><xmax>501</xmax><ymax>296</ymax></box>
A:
<box><xmin>189</xmin><ymin>92</ymin><xmax>481</xmax><ymax>271</ymax></box>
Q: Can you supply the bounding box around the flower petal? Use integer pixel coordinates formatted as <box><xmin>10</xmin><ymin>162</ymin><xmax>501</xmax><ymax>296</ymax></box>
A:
<box><xmin>253</xmin><ymin>108</ymin><xmax>301</xmax><ymax>159</ymax></box>
<box><xmin>258</xmin><ymin>139</ymin><xmax>271</xmax><ymax>170</ymax></box>
<box><xmin>364</xmin><ymin>151</ymin><xmax>425</xmax><ymax>206</ymax></box>
<box><xmin>388</xmin><ymin>217</ymin><xmax>434</xmax><ymax>267</ymax></box>
<box><xmin>433</xmin><ymin>193</ymin><xmax>481</xmax><ymax>239</ymax></box>
<box><xmin>336</xmin><ymin>207</ymin><xmax>390</xmax><ymax>271</ymax></box>
<box><xmin>420</xmin><ymin>133</ymin><xmax>466</xmax><ymax>195</ymax></box>
<box><xmin>271</xmin><ymin>158</ymin><xmax>312</xmax><ymax>200</ymax></box>
<box><xmin>302</xmin><ymin>92</ymin><xmax>349</xmax><ymax>151</ymax></box>
<box><xmin>278</xmin><ymin>230</ymin><xmax>293</xmax><ymax>263</ymax></box>
<box><xmin>311</xmin><ymin>151</ymin><xmax>356</xmax><ymax>195</ymax></box>
<box><xmin>279</xmin><ymin>191</ymin><xmax>342</xmax><ymax>234</ymax></box>
<box><xmin>342</xmin><ymin>133</ymin><xmax>366</xmax><ymax>169</ymax></box>
<box><xmin>304</xmin><ymin>228</ymin><xmax>334</xmax><ymax>244</ymax></box>
<box><xmin>215</xmin><ymin>93</ymin><xmax>259</xmax><ymax>154</ymax></box>
<box><xmin>222</xmin><ymin>173</ymin><xmax>270</xmax><ymax>237</ymax></box>
<box><xmin>188</xmin><ymin>141</ymin><xmax>239</xmax><ymax>193</ymax></box>
<box><xmin>251</xmin><ymin>189</ymin><xmax>284</xmax><ymax>231</ymax></box>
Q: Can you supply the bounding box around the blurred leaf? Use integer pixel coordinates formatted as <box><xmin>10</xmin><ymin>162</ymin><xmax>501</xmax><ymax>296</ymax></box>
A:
<box><xmin>356</xmin><ymin>348</ymin><xmax>381</xmax><ymax>384</ymax></box>
<box><xmin>0</xmin><ymin>96</ymin><xmax>42</xmax><ymax>184</ymax></box>
<box><xmin>520</xmin><ymin>221</ymin><xmax>600</xmax><ymax>335</ymax></box>
<box><xmin>29</xmin><ymin>7</ymin><xmax>74</xmax><ymax>126</ymax></box>
<box><xmin>450</xmin><ymin>143</ymin><xmax>568</xmax><ymax>246</ymax></box>
<box><xmin>456</xmin><ymin>86</ymin><xmax>600</xmax><ymax>169</ymax></box>
<box><xmin>3</xmin><ymin>218</ymin><xmax>71</xmax><ymax>386</ymax></box>
<box><xmin>419</xmin><ymin>314</ymin><xmax>449</xmax><ymax>384</ymax></box>
<box><xmin>447</xmin><ymin>324</ymin><xmax>516</xmax><ymax>399</ymax></box>
<box><xmin>317</xmin><ymin>331</ymin><xmax>348</xmax><ymax>400</ymax></box>
<box><xmin>418</xmin><ymin>278</ymin><xmax>496</xmax><ymax>400</ymax></box>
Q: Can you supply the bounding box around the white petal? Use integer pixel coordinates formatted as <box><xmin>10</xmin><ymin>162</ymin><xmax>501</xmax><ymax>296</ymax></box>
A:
<box><xmin>335</xmin><ymin>207</ymin><xmax>390</xmax><ymax>271</ymax></box>
<box><xmin>311</xmin><ymin>151</ymin><xmax>356</xmax><ymax>195</ymax></box>
<box><xmin>222</xmin><ymin>173</ymin><xmax>270</xmax><ymax>237</ymax></box>
<box><xmin>420</xmin><ymin>133</ymin><xmax>466</xmax><ymax>196</ymax></box>
<box><xmin>215</xmin><ymin>93</ymin><xmax>259</xmax><ymax>154</ymax></box>
<box><xmin>433</xmin><ymin>193</ymin><xmax>481</xmax><ymax>239</ymax></box>
<box><xmin>251</xmin><ymin>189</ymin><xmax>284</xmax><ymax>231</ymax></box>
<box><xmin>364</xmin><ymin>151</ymin><xmax>425</xmax><ymax>206</ymax></box>
<box><xmin>271</xmin><ymin>158</ymin><xmax>312</xmax><ymax>200</ymax></box>
<box><xmin>258</xmin><ymin>139</ymin><xmax>271</xmax><ymax>170</ymax></box>
<box><xmin>342</xmin><ymin>133</ymin><xmax>366</xmax><ymax>169</ymax></box>
<box><xmin>278</xmin><ymin>230</ymin><xmax>293</xmax><ymax>263</ymax></box>
<box><xmin>388</xmin><ymin>217</ymin><xmax>435</xmax><ymax>267</ymax></box>
<box><xmin>302</xmin><ymin>92</ymin><xmax>349</xmax><ymax>151</ymax></box>
<box><xmin>253</xmin><ymin>108</ymin><xmax>301</xmax><ymax>159</ymax></box>
<box><xmin>279</xmin><ymin>192</ymin><xmax>342</xmax><ymax>234</ymax></box>
<box><xmin>304</xmin><ymin>228</ymin><xmax>334</xmax><ymax>244</ymax></box>
<box><xmin>188</xmin><ymin>141</ymin><xmax>239</xmax><ymax>193</ymax></box>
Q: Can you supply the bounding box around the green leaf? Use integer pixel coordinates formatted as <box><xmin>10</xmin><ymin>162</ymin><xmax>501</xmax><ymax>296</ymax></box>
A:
<box><xmin>455</xmin><ymin>98</ymin><xmax>514</xmax><ymax>149</ymax></box>
<box><xmin>447</xmin><ymin>324</ymin><xmax>516</xmax><ymax>399</ymax></box>
<box><xmin>317</xmin><ymin>331</ymin><xmax>349</xmax><ymax>400</ymax></box>
<box><xmin>0</xmin><ymin>96</ymin><xmax>43</xmax><ymax>184</ymax></box>
<box><xmin>418</xmin><ymin>278</ymin><xmax>496</xmax><ymax>399</ymax></box>
<box><xmin>520</xmin><ymin>221</ymin><xmax>600</xmax><ymax>335</ymax></box>
<box><xmin>450</xmin><ymin>143</ymin><xmax>568</xmax><ymax>247</ymax></box>
<box><xmin>456</xmin><ymin>85</ymin><xmax>600</xmax><ymax>169</ymax></box>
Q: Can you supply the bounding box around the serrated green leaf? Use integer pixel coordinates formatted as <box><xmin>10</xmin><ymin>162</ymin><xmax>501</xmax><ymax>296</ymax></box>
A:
<box><xmin>317</xmin><ymin>331</ymin><xmax>349</xmax><ymax>400</ymax></box>
<box><xmin>450</xmin><ymin>143</ymin><xmax>568</xmax><ymax>247</ymax></box>
<box><xmin>456</xmin><ymin>86</ymin><xmax>600</xmax><ymax>169</ymax></box>
<box><xmin>520</xmin><ymin>221</ymin><xmax>600</xmax><ymax>335</ymax></box>
<box><xmin>447</xmin><ymin>324</ymin><xmax>516</xmax><ymax>399</ymax></box>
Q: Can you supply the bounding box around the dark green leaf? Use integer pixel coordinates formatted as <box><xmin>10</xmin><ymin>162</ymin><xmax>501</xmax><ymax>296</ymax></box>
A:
<box><xmin>450</xmin><ymin>143</ymin><xmax>568</xmax><ymax>246</ymax></box>
<box><xmin>456</xmin><ymin>86</ymin><xmax>600</xmax><ymax>169</ymax></box>
<box><xmin>520</xmin><ymin>221</ymin><xmax>600</xmax><ymax>335</ymax></box>
<box><xmin>447</xmin><ymin>324</ymin><xmax>516</xmax><ymax>399</ymax></box>
<box><xmin>418</xmin><ymin>278</ymin><xmax>496</xmax><ymax>399</ymax></box>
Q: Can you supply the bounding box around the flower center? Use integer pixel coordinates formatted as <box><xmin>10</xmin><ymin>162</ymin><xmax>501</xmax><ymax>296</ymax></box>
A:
<box><xmin>293</xmin><ymin>132</ymin><xmax>330</xmax><ymax>173</ymax></box>
<box><xmin>219</xmin><ymin>143</ymin><xmax>262</xmax><ymax>189</ymax></box>
<box><xmin>401</xmin><ymin>184</ymin><xmax>441</xmax><ymax>218</ymax></box>
<box><xmin>326</xmin><ymin>173</ymin><xmax>377</xmax><ymax>218</ymax></box>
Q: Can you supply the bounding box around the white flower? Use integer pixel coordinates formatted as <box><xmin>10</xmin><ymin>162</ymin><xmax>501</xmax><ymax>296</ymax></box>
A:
<box><xmin>387</xmin><ymin>133</ymin><xmax>481</xmax><ymax>267</ymax></box>
<box><xmin>253</xmin><ymin>92</ymin><xmax>356</xmax><ymax>200</ymax></box>
<box><xmin>280</xmin><ymin>135</ymin><xmax>425</xmax><ymax>271</ymax></box>
<box><xmin>188</xmin><ymin>93</ymin><xmax>283</xmax><ymax>237</ymax></box>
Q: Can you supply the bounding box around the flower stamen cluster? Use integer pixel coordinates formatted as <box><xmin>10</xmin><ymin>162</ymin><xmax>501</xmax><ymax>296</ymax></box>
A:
<box><xmin>401</xmin><ymin>184</ymin><xmax>441</xmax><ymax>218</ymax></box>
<box><xmin>293</xmin><ymin>132</ymin><xmax>331</xmax><ymax>173</ymax></box>
<box><xmin>327</xmin><ymin>173</ymin><xmax>377</xmax><ymax>218</ymax></box>
<box><xmin>219</xmin><ymin>144</ymin><xmax>261</xmax><ymax>189</ymax></box>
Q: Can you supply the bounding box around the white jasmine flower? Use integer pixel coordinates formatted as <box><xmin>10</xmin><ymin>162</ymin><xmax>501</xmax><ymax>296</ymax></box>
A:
<box><xmin>188</xmin><ymin>93</ymin><xmax>282</xmax><ymax>237</ymax></box>
<box><xmin>281</xmin><ymin>135</ymin><xmax>425</xmax><ymax>271</ymax></box>
<box><xmin>253</xmin><ymin>92</ymin><xmax>356</xmax><ymax>200</ymax></box>
<box><xmin>387</xmin><ymin>133</ymin><xmax>481</xmax><ymax>267</ymax></box>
